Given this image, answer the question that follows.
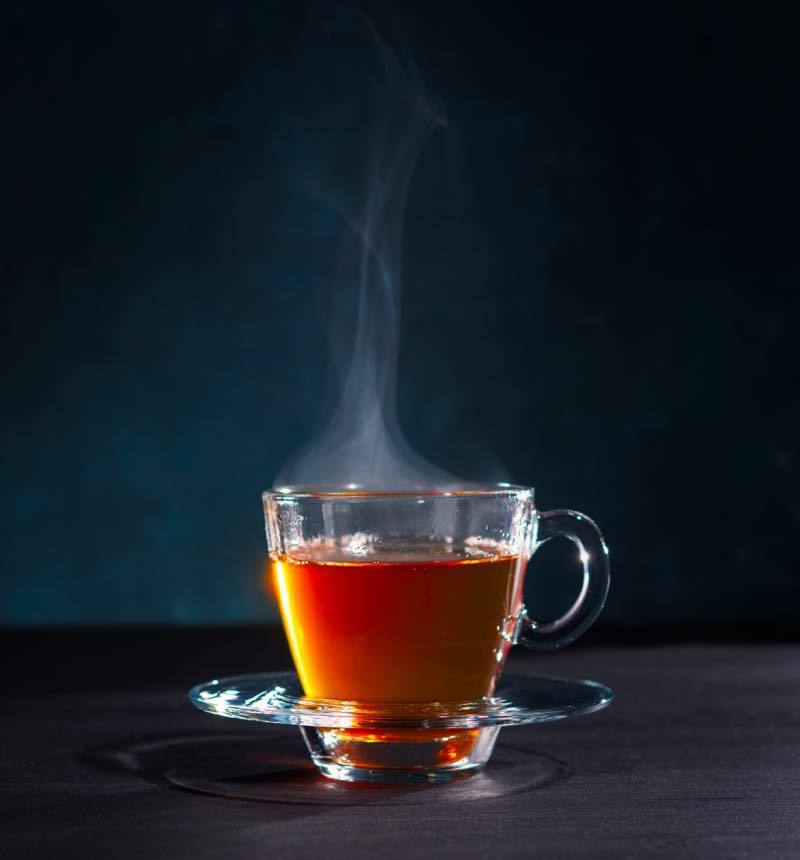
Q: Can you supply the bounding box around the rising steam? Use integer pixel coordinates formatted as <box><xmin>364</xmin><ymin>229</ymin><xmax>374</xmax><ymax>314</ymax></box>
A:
<box><xmin>276</xmin><ymin>14</ymin><xmax>456</xmax><ymax>490</ymax></box>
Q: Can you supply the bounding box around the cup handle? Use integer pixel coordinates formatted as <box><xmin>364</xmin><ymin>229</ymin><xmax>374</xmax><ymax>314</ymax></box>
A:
<box><xmin>517</xmin><ymin>509</ymin><xmax>611</xmax><ymax>651</ymax></box>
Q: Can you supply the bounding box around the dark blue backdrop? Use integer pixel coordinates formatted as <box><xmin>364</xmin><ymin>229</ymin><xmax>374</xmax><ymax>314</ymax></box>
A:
<box><xmin>2</xmin><ymin>1</ymin><xmax>797</xmax><ymax>625</ymax></box>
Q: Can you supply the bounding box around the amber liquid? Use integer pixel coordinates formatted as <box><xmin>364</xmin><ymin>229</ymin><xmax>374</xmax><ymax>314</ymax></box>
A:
<box><xmin>272</xmin><ymin>548</ymin><xmax>525</xmax><ymax>704</ymax></box>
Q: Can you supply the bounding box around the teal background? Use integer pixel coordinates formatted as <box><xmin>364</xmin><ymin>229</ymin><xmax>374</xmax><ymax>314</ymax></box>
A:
<box><xmin>2</xmin><ymin>2</ymin><xmax>797</xmax><ymax>624</ymax></box>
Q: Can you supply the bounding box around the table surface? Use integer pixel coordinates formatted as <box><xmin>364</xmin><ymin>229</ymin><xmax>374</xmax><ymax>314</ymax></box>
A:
<box><xmin>2</xmin><ymin>630</ymin><xmax>799</xmax><ymax>859</ymax></box>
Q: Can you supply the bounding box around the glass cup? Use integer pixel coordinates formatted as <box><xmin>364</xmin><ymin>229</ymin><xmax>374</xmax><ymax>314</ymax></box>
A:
<box><xmin>263</xmin><ymin>484</ymin><xmax>610</xmax><ymax>783</ymax></box>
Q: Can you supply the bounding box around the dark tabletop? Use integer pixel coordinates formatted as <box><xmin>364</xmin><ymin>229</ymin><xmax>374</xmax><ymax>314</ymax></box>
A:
<box><xmin>2</xmin><ymin>629</ymin><xmax>799</xmax><ymax>859</ymax></box>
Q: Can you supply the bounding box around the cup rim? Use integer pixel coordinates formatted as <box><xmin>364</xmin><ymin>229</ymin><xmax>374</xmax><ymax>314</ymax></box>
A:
<box><xmin>263</xmin><ymin>483</ymin><xmax>533</xmax><ymax>500</ymax></box>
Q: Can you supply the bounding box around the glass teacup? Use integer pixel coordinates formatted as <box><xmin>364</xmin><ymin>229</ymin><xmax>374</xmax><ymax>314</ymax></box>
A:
<box><xmin>263</xmin><ymin>484</ymin><xmax>610</xmax><ymax>782</ymax></box>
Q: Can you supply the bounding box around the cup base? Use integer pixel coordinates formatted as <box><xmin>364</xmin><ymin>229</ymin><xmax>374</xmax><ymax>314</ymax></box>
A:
<box><xmin>301</xmin><ymin>725</ymin><xmax>500</xmax><ymax>784</ymax></box>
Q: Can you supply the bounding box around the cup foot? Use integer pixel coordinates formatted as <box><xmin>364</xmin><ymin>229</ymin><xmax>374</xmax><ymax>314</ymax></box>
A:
<box><xmin>301</xmin><ymin>725</ymin><xmax>500</xmax><ymax>784</ymax></box>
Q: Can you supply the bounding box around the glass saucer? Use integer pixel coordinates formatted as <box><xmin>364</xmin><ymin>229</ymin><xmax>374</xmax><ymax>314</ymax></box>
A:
<box><xmin>189</xmin><ymin>672</ymin><xmax>611</xmax><ymax>729</ymax></box>
<box><xmin>189</xmin><ymin>672</ymin><xmax>612</xmax><ymax>785</ymax></box>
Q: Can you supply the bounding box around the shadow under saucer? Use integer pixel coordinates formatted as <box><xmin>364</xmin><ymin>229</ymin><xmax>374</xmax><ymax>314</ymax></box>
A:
<box><xmin>80</xmin><ymin>728</ymin><xmax>571</xmax><ymax>806</ymax></box>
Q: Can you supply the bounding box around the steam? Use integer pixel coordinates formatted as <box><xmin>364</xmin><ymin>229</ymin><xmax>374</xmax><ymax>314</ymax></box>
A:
<box><xmin>276</xmin><ymin>13</ymin><xmax>456</xmax><ymax>491</ymax></box>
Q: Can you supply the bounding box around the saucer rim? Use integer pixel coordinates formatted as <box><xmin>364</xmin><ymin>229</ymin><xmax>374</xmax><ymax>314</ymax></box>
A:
<box><xmin>188</xmin><ymin>671</ymin><xmax>613</xmax><ymax>730</ymax></box>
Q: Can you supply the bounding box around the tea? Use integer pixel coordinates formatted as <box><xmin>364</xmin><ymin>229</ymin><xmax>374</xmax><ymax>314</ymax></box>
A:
<box><xmin>272</xmin><ymin>545</ymin><xmax>526</xmax><ymax>703</ymax></box>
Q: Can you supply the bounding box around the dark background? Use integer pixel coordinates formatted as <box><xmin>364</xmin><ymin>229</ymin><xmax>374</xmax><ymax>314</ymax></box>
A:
<box><xmin>2</xmin><ymin>1</ymin><xmax>798</xmax><ymax>628</ymax></box>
